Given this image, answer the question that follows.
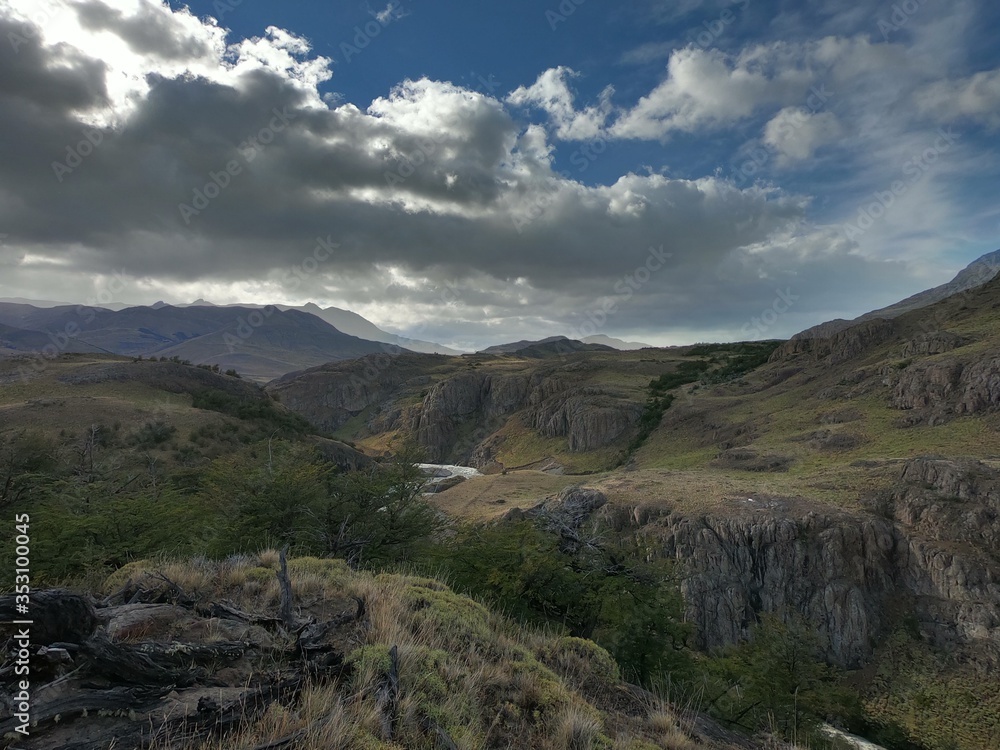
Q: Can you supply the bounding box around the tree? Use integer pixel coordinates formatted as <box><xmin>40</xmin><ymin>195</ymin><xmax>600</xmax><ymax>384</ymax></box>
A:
<box><xmin>434</xmin><ymin>521</ymin><xmax>691</xmax><ymax>685</ymax></box>
<box><xmin>707</xmin><ymin>613</ymin><xmax>860</xmax><ymax>742</ymax></box>
<box><xmin>0</xmin><ymin>429</ymin><xmax>55</xmax><ymax>507</ymax></box>
<box><xmin>202</xmin><ymin>441</ymin><xmax>327</xmax><ymax>553</ymax></box>
<box><xmin>312</xmin><ymin>449</ymin><xmax>438</xmax><ymax>566</ymax></box>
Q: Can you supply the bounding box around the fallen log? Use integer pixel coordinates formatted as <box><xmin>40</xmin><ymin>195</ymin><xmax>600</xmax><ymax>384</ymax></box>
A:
<box><xmin>0</xmin><ymin>685</ymin><xmax>169</xmax><ymax>737</ymax></box>
<box><xmin>195</xmin><ymin>601</ymin><xmax>283</xmax><ymax>629</ymax></box>
<box><xmin>0</xmin><ymin>589</ymin><xmax>99</xmax><ymax>646</ymax></box>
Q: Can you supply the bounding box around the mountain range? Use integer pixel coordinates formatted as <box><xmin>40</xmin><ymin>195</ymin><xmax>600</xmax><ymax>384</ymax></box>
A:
<box><xmin>0</xmin><ymin>302</ymin><xmax>397</xmax><ymax>382</ymax></box>
<box><xmin>2</xmin><ymin>248</ymin><xmax>998</xmax><ymax>384</ymax></box>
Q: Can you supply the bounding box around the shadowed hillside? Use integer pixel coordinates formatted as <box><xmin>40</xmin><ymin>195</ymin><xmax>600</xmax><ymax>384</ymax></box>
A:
<box><xmin>0</xmin><ymin>303</ymin><xmax>402</xmax><ymax>381</ymax></box>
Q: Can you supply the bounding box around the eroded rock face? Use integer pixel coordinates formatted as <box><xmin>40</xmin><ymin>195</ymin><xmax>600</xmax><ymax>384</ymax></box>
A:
<box><xmin>887</xmin><ymin>356</ymin><xmax>1000</xmax><ymax>416</ymax></box>
<box><xmin>901</xmin><ymin>331</ymin><xmax>969</xmax><ymax>358</ymax></box>
<box><xmin>269</xmin><ymin>354</ymin><xmax>642</xmax><ymax>464</ymax></box>
<box><xmin>529</xmin><ymin>392</ymin><xmax>643</xmax><ymax>452</ymax></box>
<box><xmin>769</xmin><ymin>319</ymin><xmax>897</xmax><ymax>365</ymax></box>
<box><xmin>603</xmin><ymin>458</ymin><xmax>1000</xmax><ymax>668</ymax></box>
<box><xmin>955</xmin><ymin>356</ymin><xmax>1000</xmax><ymax>414</ymax></box>
<box><xmin>654</xmin><ymin>511</ymin><xmax>897</xmax><ymax>667</ymax></box>
<box><xmin>888</xmin><ymin>360</ymin><xmax>964</xmax><ymax>410</ymax></box>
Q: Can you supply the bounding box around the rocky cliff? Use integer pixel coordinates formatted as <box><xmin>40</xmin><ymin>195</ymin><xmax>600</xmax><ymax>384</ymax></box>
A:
<box><xmin>544</xmin><ymin>458</ymin><xmax>1000</xmax><ymax>669</ymax></box>
<box><xmin>268</xmin><ymin>353</ymin><xmax>643</xmax><ymax>464</ymax></box>
<box><xmin>886</xmin><ymin>354</ymin><xmax>1000</xmax><ymax>417</ymax></box>
<box><xmin>769</xmin><ymin>318</ymin><xmax>898</xmax><ymax>365</ymax></box>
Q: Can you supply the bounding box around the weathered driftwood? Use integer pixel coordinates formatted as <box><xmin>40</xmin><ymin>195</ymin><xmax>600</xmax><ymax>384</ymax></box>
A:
<box><xmin>277</xmin><ymin>546</ymin><xmax>296</xmax><ymax>628</ymax></box>
<box><xmin>0</xmin><ymin>589</ymin><xmax>99</xmax><ymax>645</ymax></box>
<box><xmin>1</xmin><ymin>578</ymin><xmax>359</xmax><ymax>750</ymax></box>
<box><xmin>0</xmin><ymin>685</ymin><xmax>169</xmax><ymax>737</ymax></box>
<box><xmin>296</xmin><ymin>596</ymin><xmax>365</xmax><ymax>654</ymax></box>
<box><xmin>196</xmin><ymin>601</ymin><xmax>283</xmax><ymax>628</ymax></box>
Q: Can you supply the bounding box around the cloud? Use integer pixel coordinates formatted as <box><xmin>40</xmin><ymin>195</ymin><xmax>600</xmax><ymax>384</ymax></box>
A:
<box><xmin>763</xmin><ymin>107</ymin><xmax>844</xmax><ymax>164</ymax></box>
<box><xmin>611</xmin><ymin>47</ymin><xmax>799</xmax><ymax>139</ymax></box>
<box><xmin>370</xmin><ymin>2</ymin><xmax>407</xmax><ymax>25</ymax></box>
<box><xmin>619</xmin><ymin>41</ymin><xmax>675</xmax><ymax>66</ymax></box>
<box><xmin>507</xmin><ymin>67</ymin><xmax>614</xmax><ymax>141</ymax></box>
<box><xmin>0</xmin><ymin>0</ymin><xmax>986</xmax><ymax>349</ymax></box>
<box><xmin>915</xmin><ymin>68</ymin><xmax>1000</xmax><ymax>129</ymax></box>
<box><xmin>74</xmin><ymin>0</ymin><xmax>216</xmax><ymax>61</ymax></box>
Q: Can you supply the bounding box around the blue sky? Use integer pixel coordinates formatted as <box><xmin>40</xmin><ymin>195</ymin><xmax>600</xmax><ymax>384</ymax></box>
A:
<box><xmin>1</xmin><ymin>0</ymin><xmax>999</xmax><ymax>349</ymax></box>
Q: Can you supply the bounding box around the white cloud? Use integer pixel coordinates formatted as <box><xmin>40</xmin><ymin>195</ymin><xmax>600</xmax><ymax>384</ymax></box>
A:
<box><xmin>916</xmin><ymin>68</ymin><xmax>1000</xmax><ymax>129</ymax></box>
<box><xmin>763</xmin><ymin>108</ymin><xmax>844</xmax><ymax>164</ymax></box>
<box><xmin>619</xmin><ymin>41</ymin><xmax>674</xmax><ymax>66</ymax></box>
<box><xmin>507</xmin><ymin>67</ymin><xmax>614</xmax><ymax>141</ymax></box>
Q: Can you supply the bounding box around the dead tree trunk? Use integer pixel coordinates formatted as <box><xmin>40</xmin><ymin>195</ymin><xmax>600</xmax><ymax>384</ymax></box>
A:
<box><xmin>277</xmin><ymin>545</ymin><xmax>295</xmax><ymax>628</ymax></box>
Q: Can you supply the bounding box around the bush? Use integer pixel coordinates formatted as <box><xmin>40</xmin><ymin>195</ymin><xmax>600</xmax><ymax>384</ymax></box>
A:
<box><xmin>132</xmin><ymin>420</ymin><xmax>176</xmax><ymax>449</ymax></box>
<box><xmin>431</xmin><ymin>521</ymin><xmax>692</xmax><ymax>686</ymax></box>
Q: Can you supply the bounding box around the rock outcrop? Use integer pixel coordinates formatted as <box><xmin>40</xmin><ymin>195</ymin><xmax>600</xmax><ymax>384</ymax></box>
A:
<box><xmin>901</xmin><ymin>330</ymin><xmax>969</xmax><ymax>358</ymax></box>
<box><xmin>647</xmin><ymin>509</ymin><xmax>897</xmax><ymax>667</ymax></box>
<box><xmin>770</xmin><ymin>318</ymin><xmax>897</xmax><ymax>365</ymax></box>
<box><xmin>529</xmin><ymin>391</ymin><xmax>643</xmax><ymax>451</ymax></box>
<box><xmin>593</xmin><ymin>458</ymin><xmax>1000</xmax><ymax>668</ymax></box>
<box><xmin>269</xmin><ymin>354</ymin><xmax>642</xmax><ymax>464</ymax></box>
<box><xmin>887</xmin><ymin>355</ymin><xmax>1000</xmax><ymax>416</ymax></box>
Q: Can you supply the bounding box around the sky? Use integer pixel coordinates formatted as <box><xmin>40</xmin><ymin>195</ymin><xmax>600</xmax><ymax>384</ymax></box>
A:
<box><xmin>0</xmin><ymin>0</ymin><xmax>998</xmax><ymax>351</ymax></box>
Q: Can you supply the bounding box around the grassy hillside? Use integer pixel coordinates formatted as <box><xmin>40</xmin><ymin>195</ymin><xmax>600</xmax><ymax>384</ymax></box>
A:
<box><xmin>6</xmin><ymin>271</ymin><xmax>1000</xmax><ymax>750</ymax></box>
<box><xmin>39</xmin><ymin>552</ymin><xmax>726</xmax><ymax>750</ymax></box>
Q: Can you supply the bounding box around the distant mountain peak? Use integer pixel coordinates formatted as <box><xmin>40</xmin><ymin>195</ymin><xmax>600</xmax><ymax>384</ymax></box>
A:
<box><xmin>479</xmin><ymin>335</ymin><xmax>615</xmax><ymax>356</ymax></box>
<box><xmin>581</xmin><ymin>334</ymin><xmax>652</xmax><ymax>350</ymax></box>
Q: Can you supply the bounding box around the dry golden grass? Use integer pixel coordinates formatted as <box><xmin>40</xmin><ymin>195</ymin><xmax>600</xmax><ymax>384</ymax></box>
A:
<box><xmin>555</xmin><ymin>704</ymin><xmax>604</xmax><ymax>749</ymax></box>
<box><xmin>104</xmin><ymin>555</ymin><xmax>707</xmax><ymax>750</ymax></box>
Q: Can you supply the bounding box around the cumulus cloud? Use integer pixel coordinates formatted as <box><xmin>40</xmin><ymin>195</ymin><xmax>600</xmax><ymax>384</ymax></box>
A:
<box><xmin>0</xmin><ymin>0</ymin><xmax>981</xmax><ymax>348</ymax></box>
<box><xmin>763</xmin><ymin>107</ymin><xmax>844</xmax><ymax>164</ymax></box>
<box><xmin>610</xmin><ymin>46</ymin><xmax>813</xmax><ymax>140</ymax></box>
<box><xmin>507</xmin><ymin>67</ymin><xmax>614</xmax><ymax>141</ymax></box>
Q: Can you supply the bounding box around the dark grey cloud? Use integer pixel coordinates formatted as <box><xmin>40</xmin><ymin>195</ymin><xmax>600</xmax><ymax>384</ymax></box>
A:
<box><xmin>0</xmin><ymin>18</ymin><xmax>108</xmax><ymax>111</ymax></box>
